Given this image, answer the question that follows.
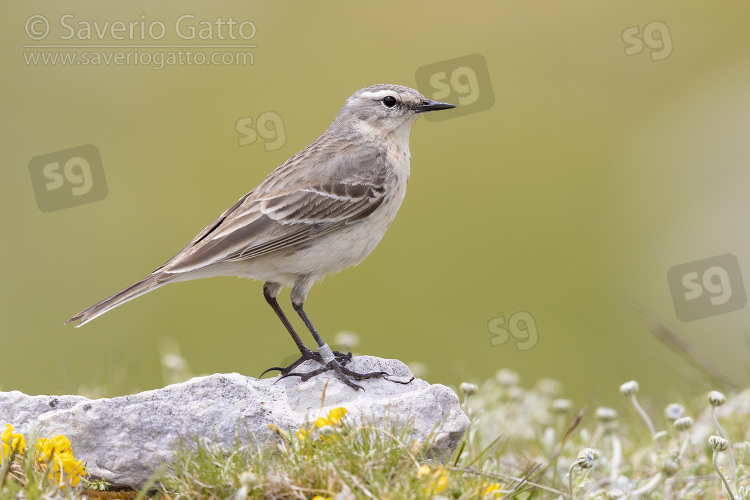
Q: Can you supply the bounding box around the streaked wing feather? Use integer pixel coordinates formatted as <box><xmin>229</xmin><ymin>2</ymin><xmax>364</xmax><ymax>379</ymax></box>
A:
<box><xmin>162</xmin><ymin>153</ymin><xmax>388</xmax><ymax>274</ymax></box>
<box><xmin>227</xmin><ymin>183</ymin><xmax>387</xmax><ymax>260</ymax></box>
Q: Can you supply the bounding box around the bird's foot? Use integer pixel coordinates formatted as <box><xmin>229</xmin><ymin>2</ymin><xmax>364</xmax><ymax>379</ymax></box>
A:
<box><xmin>278</xmin><ymin>359</ymin><xmax>414</xmax><ymax>391</ymax></box>
<box><xmin>260</xmin><ymin>348</ymin><xmax>353</xmax><ymax>378</ymax></box>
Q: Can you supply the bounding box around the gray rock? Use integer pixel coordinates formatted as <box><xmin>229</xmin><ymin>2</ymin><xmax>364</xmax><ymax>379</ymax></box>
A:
<box><xmin>0</xmin><ymin>356</ymin><xmax>468</xmax><ymax>489</ymax></box>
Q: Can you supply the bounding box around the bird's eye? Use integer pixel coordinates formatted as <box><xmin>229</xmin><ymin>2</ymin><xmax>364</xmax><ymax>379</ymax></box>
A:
<box><xmin>382</xmin><ymin>96</ymin><xmax>397</xmax><ymax>108</ymax></box>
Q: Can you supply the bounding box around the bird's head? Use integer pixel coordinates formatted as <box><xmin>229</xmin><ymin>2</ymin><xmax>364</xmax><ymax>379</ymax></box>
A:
<box><xmin>333</xmin><ymin>84</ymin><xmax>455</xmax><ymax>140</ymax></box>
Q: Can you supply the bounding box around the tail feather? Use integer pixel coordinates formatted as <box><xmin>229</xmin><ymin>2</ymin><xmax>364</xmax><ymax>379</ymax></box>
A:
<box><xmin>65</xmin><ymin>275</ymin><xmax>165</xmax><ymax>327</ymax></box>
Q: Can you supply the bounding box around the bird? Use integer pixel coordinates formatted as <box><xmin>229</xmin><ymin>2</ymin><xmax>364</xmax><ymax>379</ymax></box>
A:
<box><xmin>66</xmin><ymin>84</ymin><xmax>455</xmax><ymax>390</ymax></box>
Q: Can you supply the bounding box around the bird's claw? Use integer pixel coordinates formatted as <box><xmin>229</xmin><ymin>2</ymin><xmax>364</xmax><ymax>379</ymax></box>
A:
<box><xmin>274</xmin><ymin>357</ymin><xmax>408</xmax><ymax>391</ymax></box>
<box><xmin>278</xmin><ymin>360</ymin><xmax>390</xmax><ymax>391</ymax></box>
<box><xmin>260</xmin><ymin>349</ymin><xmax>353</xmax><ymax>378</ymax></box>
<box><xmin>261</xmin><ymin>348</ymin><xmax>411</xmax><ymax>391</ymax></box>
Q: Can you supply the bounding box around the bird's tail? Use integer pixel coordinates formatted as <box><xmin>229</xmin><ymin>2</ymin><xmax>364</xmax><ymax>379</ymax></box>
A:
<box><xmin>65</xmin><ymin>275</ymin><xmax>165</xmax><ymax>327</ymax></box>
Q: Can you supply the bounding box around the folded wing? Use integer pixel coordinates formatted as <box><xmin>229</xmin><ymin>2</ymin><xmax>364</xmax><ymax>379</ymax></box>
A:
<box><xmin>161</xmin><ymin>151</ymin><xmax>388</xmax><ymax>276</ymax></box>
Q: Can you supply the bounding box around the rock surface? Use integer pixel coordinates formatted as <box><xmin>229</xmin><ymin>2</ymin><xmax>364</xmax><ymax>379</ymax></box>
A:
<box><xmin>0</xmin><ymin>356</ymin><xmax>468</xmax><ymax>489</ymax></box>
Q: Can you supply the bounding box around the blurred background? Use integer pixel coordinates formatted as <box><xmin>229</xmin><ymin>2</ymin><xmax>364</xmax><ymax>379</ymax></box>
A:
<box><xmin>2</xmin><ymin>1</ymin><xmax>750</xmax><ymax>406</ymax></box>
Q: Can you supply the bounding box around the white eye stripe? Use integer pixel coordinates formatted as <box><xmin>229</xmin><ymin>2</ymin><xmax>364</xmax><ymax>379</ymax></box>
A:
<box><xmin>360</xmin><ymin>90</ymin><xmax>398</xmax><ymax>101</ymax></box>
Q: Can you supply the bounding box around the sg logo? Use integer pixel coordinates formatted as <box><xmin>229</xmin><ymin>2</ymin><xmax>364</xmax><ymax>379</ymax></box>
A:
<box><xmin>487</xmin><ymin>311</ymin><xmax>538</xmax><ymax>352</ymax></box>
<box><xmin>622</xmin><ymin>21</ymin><xmax>673</xmax><ymax>62</ymax></box>
<box><xmin>28</xmin><ymin>144</ymin><xmax>107</xmax><ymax>213</ymax></box>
<box><xmin>236</xmin><ymin>111</ymin><xmax>286</xmax><ymax>151</ymax></box>
<box><xmin>667</xmin><ymin>254</ymin><xmax>746</xmax><ymax>321</ymax></box>
<box><xmin>415</xmin><ymin>53</ymin><xmax>494</xmax><ymax>122</ymax></box>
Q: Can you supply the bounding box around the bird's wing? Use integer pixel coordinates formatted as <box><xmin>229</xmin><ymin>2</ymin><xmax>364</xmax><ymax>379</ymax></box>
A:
<box><xmin>147</xmin><ymin>190</ymin><xmax>254</xmax><ymax>276</ymax></box>
<box><xmin>160</xmin><ymin>150</ymin><xmax>389</xmax><ymax>276</ymax></box>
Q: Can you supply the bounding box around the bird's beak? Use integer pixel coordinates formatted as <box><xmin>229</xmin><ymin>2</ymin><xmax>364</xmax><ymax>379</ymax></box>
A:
<box><xmin>415</xmin><ymin>99</ymin><xmax>456</xmax><ymax>113</ymax></box>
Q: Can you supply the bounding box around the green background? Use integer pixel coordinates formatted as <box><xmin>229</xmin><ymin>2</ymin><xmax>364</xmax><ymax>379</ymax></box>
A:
<box><xmin>3</xmin><ymin>1</ymin><xmax>750</xmax><ymax>405</ymax></box>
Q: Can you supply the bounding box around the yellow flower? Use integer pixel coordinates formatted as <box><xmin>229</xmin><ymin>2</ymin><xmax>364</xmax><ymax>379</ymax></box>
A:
<box><xmin>35</xmin><ymin>435</ymin><xmax>85</xmax><ymax>487</ymax></box>
<box><xmin>312</xmin><ymin>496</ymin><xmax>331</xmax><ymax>500</ymax></box>
<box><xmin>419</xmin><ymin>465</ymin><xmax>448</xmax><ymax>494</ymax></box>
<box><xmin>57</xmin><ymin>452</ymin><xmax>86</xmax><ymax>486</ymax></box>
<box><xmin>483</xmin><ymin>480</ymin><xmax>502</xmax><ymax>498</ymax></box>
<box><xmin>296</xmin><ymin>428</ymin><xmax>309</xmax><ymax>440</ymax></box>
<box><xmin>327</xmin><ymin>407</ymin><xmax>347</xmax><ymax>424</ymax></box>
<box><xmin>417</xmin><ymin>464</ymin><xmax>431</xmax><ymax>478</ymax></box>
<box><xmin>315</xmin><ymin>407</ymin><xmax>347</xmax><ymax>428</ymax></box>
<box><xmin>1</xmin><ymin>423</ymin><xmax>27</xmax><ymax>459</ymax></box>
<box><xmin>36</xmin><ymin>435</ymin><xmax>72</xmax><ymax>459</ymax></box>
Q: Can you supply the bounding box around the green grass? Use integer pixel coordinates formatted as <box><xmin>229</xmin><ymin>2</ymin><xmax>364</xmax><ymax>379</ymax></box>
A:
<box><xmin>2</xmin><ymin>347</ymin><xmax>749</xmax><ymax>499</ymax></box>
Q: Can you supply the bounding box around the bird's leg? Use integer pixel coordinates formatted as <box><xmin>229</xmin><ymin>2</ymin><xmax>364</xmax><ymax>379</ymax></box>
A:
<box><xmin>279</xmin><ymin>301</ymin><xmax>391</xmax><ymax>391</ymax></box>
<box><xmin>259</xmin><ymin>283</ymin><xmax>350</xmax><ymax>377</ymax></box>
<box><xmin>263</xmin><ymin>284</ymin><xmax>314</xmax><ymax>356</ymax></box>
